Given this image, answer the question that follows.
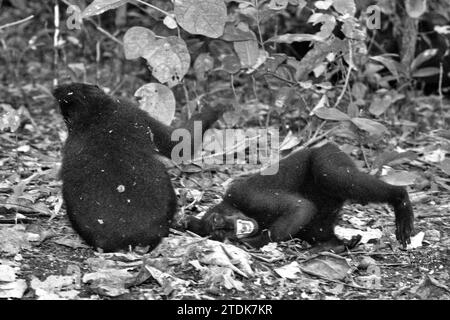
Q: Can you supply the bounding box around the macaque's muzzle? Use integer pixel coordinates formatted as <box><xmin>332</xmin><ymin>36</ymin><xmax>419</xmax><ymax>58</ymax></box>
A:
<box><xmin>209</xmin><ymin>212</ymin><xmax>259</xmax><ymax>240</ymax></box>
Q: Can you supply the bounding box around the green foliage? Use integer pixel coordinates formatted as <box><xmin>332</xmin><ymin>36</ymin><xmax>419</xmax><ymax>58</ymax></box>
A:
<box><xmin>3</xmin><ymin>0</ymin><xmax>446</xmax><ymax>141</ymax></box>
<box><xmin>82</xmin><ymin>0</ymin><xmax>377</xmax><ymax>137</ymax></box>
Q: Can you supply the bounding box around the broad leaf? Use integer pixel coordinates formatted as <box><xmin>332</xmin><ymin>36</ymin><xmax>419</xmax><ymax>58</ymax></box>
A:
<box><xmin>313</xmin><ymin>107</ymin><xmax>351</xmax><ymax>121</ymax></box>
<box><xmin>82</xmin><ymin>0</ymin><xmax>128</xmax><ymax>18</ymax></box>
<box><xmin>351</xmin><ymin>82</ymin><xmax>367</xmax><ymax>100</ymax></box>
<box><xmin>221</xmin><ymin>54</ymin><xmax>241</xmax><ymax>74</ymax></box>
<box><xmin>194</xmin><ymin>53</ymin><xmax>214</xmax><ymax>81</ymax></box>
<box><xmin>341</xmin><ymin>16</ymin><xmax>366</xmax><ymax>41</ymax></box>
<box><xmin>314</xmin><ymin>0</ymin><xmax>333</xmax><ymax>10</ymax></box>
<box><xmin>369</xmin><ymin>90</ymin><xmax>405</xmax><ymax>116</ymax></box>
<box><xmin>308</xmin><ymin>13</ymin><xmax>336</xmax><ymax>39</ymax></box>
<box><xmin>174</xmin><ymin>0</ymin><xmax>226</xmax><ymax>38</ymax></box>
<box><xmin>233</xmin><ymin>23</ymin><xmax>259</xmax><ymax>68</ymax></box>
<box><xmin>163</xmin><ymin>15</ymin><xmax>178</xmax><ymax>29</ymax></box>
<box><xmin>301</xmin><ymin>253</ymin><xmax>351</xmax><ymax>281</ymax></box>
<box><xmin>373</xmin><ymin>151</ymin><xmax>418</xmax><ymax>169</ymax></box>
<box><xmin>221</xmin><ymin>22</ymin><xmax>256</xmax><ymax>42</ymax></box>
<box><xmin>332</xmin><ymin>0</ymin><xmax>356</xmax><ymax>16</ymax></box>
<box><xmin>134</xmin><ymin>84</ymin><xmax>176</xmax><ymax>125</ymax></box>
<box><xmin>351</xmin><ymin>118</ymin><xmax>388</xmax><ymax>136</ymax></box>
<box><xmin>266</xmin><ymin>33</ymin><xmax>324</xmax><ymax>44</ymax></box>
<box><xmin>279</xmin><ymin>131</ymin><xmax>301</xmax><ymax>151</ymax></box>
<box><xmin>370</xmin><ymin>55</ymin><xmax>401</xmax><ymax>80</ymax></box>
<box><xmin>246</xmin><ymin>49</ymin><xmax>269</xmax><ymax>73</ymax></box>
<box><xmin>142</xmin><ymin>36</ymin><xmax>190</xmax><ymax>87</ymax></box>
<box><xmin>412</xmin><ymin>67</ymin><xmax>440</xmax><ymax>78</ymax></box>
<box><xmin>287</xmin><ymin>38</ymin><xmax>346</xmax><ymax>81</ymax></box>
<box><xmin>268</xmin><ymin>0</ymin><xmax>289</xmax><ymax>11</ymax></box>
<box><xmin>123</xmin><ymin>27</ymin><xmax>156</xmax><ymax>60</ymax></box>
<box><xmin>411</xmin><ymin>49</ymin><xmax>438</xmax><ymax>71</ymax></box>
<box><xmin>405</xmin><ymin>0</ymin><xmax>427</xmax><ymax>18</ymax></box>
<box><xmin>435</xmin><ymin>25</ymin><xmax>450</xmax><ymax>35</ymax></box>
<box><xmin>274</xmin><ymin>87</ymin><xmax>296</xmax><ymax>108</ymax></box>
<box><xmin>263</xmin><ymin>53</ymin><xmax>287</xmax><ymax>73</ymax></box>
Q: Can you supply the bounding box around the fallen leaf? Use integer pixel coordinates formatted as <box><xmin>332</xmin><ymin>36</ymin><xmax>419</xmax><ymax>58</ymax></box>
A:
<box><xmin>0</xmin><ymin>279</ymin><xmax>27</xmax><ymax>299</ymax></box>
<box><xmin>0</xmin><ymin>225</ymin><xmax>31</xmax><ymax>255</ymax></box>
<box><xmin>407</xmin><ymin>231</ymin><xmax>425</xmax><ymax>249</ymax></box>
<box><xmin>53</xmin><ymin>237</ymin><xmax>89</xmax><ymax>249</ymax></box>
<box><xmin>144</xmin><ymin>264</ymin><xmax>190</xmax><ymax>295</ymax></box>
<box><xmin>0</xmin><ymin>265</ymin><xmax>16</xmax><ymax>282</ymax></box>
<box><xmin>30</xmin><ymin>275</ymin><xmax>79</xmax><ymax>300</ymax></box>
<box><xmin>301</xmin><ymin>253</ymin><xmax>351</xmax><ymax>281</ymax></box>
<box><xmin>82</xmin><ymin>269</ymin><xmax>135</xmax><ymax>297</ymax></box>
<box><xmin>202</xmin><ymin>266</ymin><xmax>245</xmax><ymax>291</ymax></box>
<box><xmin>334</xmin><ymin>226</ymin><xmax>383</xmax><ymax>244</ymax></box>
<box><xmin>411</xmin><ymin>275</ymin><xmax>450</xmax><ymax>299</ymax></box>
<box><xmin>381</xmin><ymin>170</ymin><xmax>420</xmax><ymax>186</ymax></box>
<box><xmin>274</xmin><ymin>261</ymin><xmax>302</xmax><ymax>279</ymax></box>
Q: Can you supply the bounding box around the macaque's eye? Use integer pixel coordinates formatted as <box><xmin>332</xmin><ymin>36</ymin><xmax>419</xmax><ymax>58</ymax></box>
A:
<box><xmin>212</xmin><ymin>213</ymin><xmax>224</xmax><ymax>226</ymax></box>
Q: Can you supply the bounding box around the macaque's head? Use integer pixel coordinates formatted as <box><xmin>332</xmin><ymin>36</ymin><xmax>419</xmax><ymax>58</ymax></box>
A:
<box><xmin>53</xmin><ymin>83</ymin><xmax>113</xmax><ymax>131</ymax></box>
<box><xmin>200</xmin><ymin>203</ymin><xmax>259</xmax><ymax>241</ymax></box>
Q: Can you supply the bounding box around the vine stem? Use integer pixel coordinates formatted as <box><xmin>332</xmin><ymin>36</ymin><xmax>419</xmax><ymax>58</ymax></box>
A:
<box><xmin>86</xmin><ymin>19</ymin><xmax>123</xmax><ymax>45</ymax></box>
<box><xmin>230</xmin><ymin>74</ymin><xmax>238</xmax><ymax>101</ymax></box>
<box><xmin>255</xmin><ymin>0</ymin><xmax>265</xmax><ymax>50</ymax></box>
<box><xmin>0</xmin><ymin>15</ymin><xmax>34</xmax><ymax>30</ymax></box>
<box><xmin>438</xmin><ymin>62</ymin><xmax>444</xmax><ymax>112</ymax></box>
<box><xmin>334</xmin><ymin>39</ymin><xmax>353</xmax><ymax>108</ymax></box>
<box><xmin>135</xmin><ymin>0</ymin><xmax>171</xmax><ymax>16</ymax></box>
<box><xmin>264</xmin><ymin>71</ymin><xmax>296</xmax><ymax>85</ymax></box>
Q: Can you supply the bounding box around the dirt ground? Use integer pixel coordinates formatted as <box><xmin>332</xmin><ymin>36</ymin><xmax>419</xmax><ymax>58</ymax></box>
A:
<box><xmin>0</xmin><ymin>102</ymin><xmax>449</xmax><ymax>300</ymax></box>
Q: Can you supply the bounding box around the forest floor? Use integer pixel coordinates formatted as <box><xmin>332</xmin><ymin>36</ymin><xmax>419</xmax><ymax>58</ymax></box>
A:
<box><xmin>0</xmin><ymin>96</ymin><xmax>449</xmax><ymax>301</ymax></box>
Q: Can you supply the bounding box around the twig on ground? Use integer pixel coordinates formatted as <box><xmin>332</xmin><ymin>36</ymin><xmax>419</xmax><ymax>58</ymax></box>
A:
<box><xmin>298</xmin><ymin>266</ymin><xmax>392</xmax><ymax>291</ymax></box>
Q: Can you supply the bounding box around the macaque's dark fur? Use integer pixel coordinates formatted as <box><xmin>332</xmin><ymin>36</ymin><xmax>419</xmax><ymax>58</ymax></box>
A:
<box><xmin>187</xmin><ymin>143</ymin><xmax>415</xmax><ymax>249</ymax></box>
<box><xmin>54</xmin><ymin>83</ymin><xmax>221</xmax><ymax>252</ymax></box>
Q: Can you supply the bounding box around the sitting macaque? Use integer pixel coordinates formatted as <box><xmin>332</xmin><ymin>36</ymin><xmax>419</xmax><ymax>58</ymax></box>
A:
<box><xmin>186</xmin><ymin>143</ymin><xmax>415</xmax><ymax>250</ymax></box>
<box><xmin>54</xmin><ymin>83</ymin><xmax>223</xmax><ymax>252</ymax></box>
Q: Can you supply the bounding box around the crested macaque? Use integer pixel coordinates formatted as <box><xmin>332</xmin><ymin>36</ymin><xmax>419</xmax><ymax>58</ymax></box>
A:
<box><xmin>54</xmin><ymin>83</ymin><xmax>223</xmax><ymax>252</ymax></box>
<box><xmin>186</xmin><ymin>143</ymin><xmax>415</xmax><ymax>250</ymax></box>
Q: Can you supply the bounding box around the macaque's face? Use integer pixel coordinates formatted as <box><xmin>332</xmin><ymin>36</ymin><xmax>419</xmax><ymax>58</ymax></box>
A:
<box><xmin>202</xmin><ymin>206</ymin><xmax>259</xmax><ymax>241</ymax></box>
